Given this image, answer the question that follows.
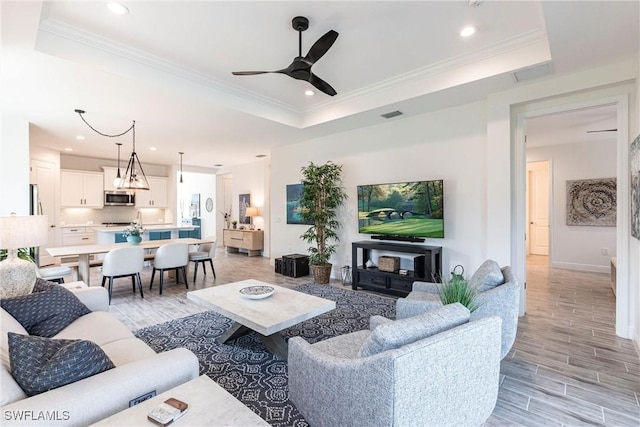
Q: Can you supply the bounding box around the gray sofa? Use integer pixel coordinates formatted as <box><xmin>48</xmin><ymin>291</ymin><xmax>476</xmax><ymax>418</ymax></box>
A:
<box><xmin>1</xmin><ymin>284</ymin><xmax>199</xmax><ymax>426</ymax></box>
<box><xmin>396</xmin><ymin>262</ymin><xmax>520</xmax><ymax>359</ymax></box>
<box><xmin>288</xmin><ymin>303</ymin><xmax>502</xmax><ymax>427</ymax></box>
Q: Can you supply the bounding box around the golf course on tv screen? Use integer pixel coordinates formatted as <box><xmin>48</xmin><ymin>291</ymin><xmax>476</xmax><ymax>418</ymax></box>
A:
<box><xmin>357</xmin><ymin>180</ymin><xmax>444</xmax><ymax>238</ymax></box>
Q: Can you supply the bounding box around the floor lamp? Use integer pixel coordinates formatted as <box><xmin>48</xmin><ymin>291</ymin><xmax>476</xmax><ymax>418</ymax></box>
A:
<box><xmin>0</xmin><ymin>214</ymin><xmax>49</xmax><ymax>298</ymax></box>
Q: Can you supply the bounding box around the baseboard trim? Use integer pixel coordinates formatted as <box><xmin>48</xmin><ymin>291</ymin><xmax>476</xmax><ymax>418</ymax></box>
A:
<box><xmin>549</xmin><ymin>261</ymin><xmax>610</xmax><ymax>274</ymax></box>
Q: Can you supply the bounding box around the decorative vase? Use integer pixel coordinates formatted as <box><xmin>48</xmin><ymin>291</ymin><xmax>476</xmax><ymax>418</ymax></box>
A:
<box><xmin>232</xmin><ymin>224</ymin><xmax>237</xmax><ymax>229</ymax></box>
<box><xmin>312</xmin><ymin>263</ymin><xmax>332</xmax><ymax>284</ymax></box>
<box><xmin>127</xmin><ymin>235</ymin><xmax>142</xmax><ymax>245</ymax></box>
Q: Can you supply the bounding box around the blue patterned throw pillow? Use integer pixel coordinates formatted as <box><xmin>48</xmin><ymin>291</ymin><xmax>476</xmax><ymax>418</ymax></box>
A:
<box><xmin>0</xmin><ymin>284</ymin><xmax>91</xmax><ymax>337</ymax></box>
<box><xmin>8</xmin><ymin>332</ymin><xmax>114</xmax><ymax>396</ymax></box>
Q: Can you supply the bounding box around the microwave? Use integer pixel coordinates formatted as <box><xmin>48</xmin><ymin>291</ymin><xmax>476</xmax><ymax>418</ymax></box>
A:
<box><xmin>104</xmin><ymin>191</ymin><xmax>135</xmax><ymax>206</ymax></box>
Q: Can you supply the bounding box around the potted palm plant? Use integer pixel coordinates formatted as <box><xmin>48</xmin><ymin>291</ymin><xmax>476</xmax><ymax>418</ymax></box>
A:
<box><xmin>299</xmin><ymin>161</ymin><xmax>347</xmax><ymax>284</ymax></box>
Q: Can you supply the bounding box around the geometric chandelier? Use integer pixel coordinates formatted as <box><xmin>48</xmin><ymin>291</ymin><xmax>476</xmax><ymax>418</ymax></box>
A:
<box><xmin>74</xmin><ymin>109</ymin><xmax>150</xmax><ymax>190</ymax></box>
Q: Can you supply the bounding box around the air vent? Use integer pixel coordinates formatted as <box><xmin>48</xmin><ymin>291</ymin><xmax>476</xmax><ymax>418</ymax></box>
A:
<box><xmin>381</xmin><ymin>110</ymin><xmax>403</xmax><ymax>119</ymax></box>
<box><xmin>255</xmin><ymin>154</ymin><xmax>267</xmax><ymax>158</ymax></box>
<box><xmin>513</xmin><ymin>63</ymin><xmax>551</xmax><ymax>83</ymax></box>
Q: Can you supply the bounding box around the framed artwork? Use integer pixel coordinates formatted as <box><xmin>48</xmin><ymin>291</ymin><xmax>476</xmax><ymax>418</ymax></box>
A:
<box><xmin>239</xmin><ymin>193</ymin><xmax>251</xmax><ymax>224</ymax></box>
<box><xmin>631</xmin><ymin>134</ymin><xmax>640</xmax><ymax>239</ymax></box>
<box><xmin>566</xmin><ymin>178</ymin><xmax>616</xmax><ymax>226</ymax></box>
<box><xmin>286</xmin><ymin>184</ymin><xmax>313</xmax><ymax>225</ymax></box>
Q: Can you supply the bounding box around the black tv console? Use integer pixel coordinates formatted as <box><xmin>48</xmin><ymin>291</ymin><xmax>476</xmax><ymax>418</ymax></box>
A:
<box><xmin>351</xmin><ymin>241</ymin><xmax>442</xmax><ymax>297</ymax></box>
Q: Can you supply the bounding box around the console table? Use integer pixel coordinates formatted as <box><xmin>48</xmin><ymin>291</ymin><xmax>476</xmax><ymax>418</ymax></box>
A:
<box><xmin>351</xmin><ymin>240</ymin><xmax>442</xmax><ymax>297</ymax></box>
<box><xmin>223</xmin><ymin>229</ymin><xmax>264</xmax><ymax>256</ymax></box>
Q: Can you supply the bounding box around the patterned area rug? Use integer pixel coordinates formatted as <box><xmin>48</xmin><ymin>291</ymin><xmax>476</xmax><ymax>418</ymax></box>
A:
<box><xmin>135</xmin><ymin>284</ymin><xmax>396</xmax><ymax>427</ymax></box>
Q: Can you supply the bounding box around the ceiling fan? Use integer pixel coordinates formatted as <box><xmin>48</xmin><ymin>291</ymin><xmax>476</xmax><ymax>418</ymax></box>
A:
<box><xmin>232</xmin><ymin>16</ymin><xmax>339</xmax><ymax>96</ymax></box>
<box><xmin>586</xmin><ymin>128</ymin><xmax>617</xmax><ymax>133</ymax></box>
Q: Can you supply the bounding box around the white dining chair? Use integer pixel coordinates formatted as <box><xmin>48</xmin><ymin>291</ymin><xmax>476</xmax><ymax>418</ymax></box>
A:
<box><xmin>189</xmin><ymin>237</ymin><xmax>216</xmax><ymax>282</ymax></box>
<box><xmin>36</xmin><ymin>265</ymin><xmax>72</xmax><ymax>284</ymax></box>
<box><xmin>101</xmin><ymin>246</ymin><xmax>145</xmax><ymax>304</ymax></box>
<box><xmin>150</xmin><ymin>242</ymin><xmax>189</xmax><ymax>295</ymax></box>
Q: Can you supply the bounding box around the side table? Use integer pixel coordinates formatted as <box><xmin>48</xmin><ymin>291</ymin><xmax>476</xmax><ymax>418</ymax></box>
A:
<box><xmin>91</xmin><ymin>375</ymin><xmax>268</xmax><ymax>426</ymax></box>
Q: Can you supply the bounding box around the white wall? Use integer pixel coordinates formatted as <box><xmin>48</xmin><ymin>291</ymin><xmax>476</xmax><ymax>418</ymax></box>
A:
<box><xmin>176</xmin><ymin>171</ymin><xmax>216</xmax><ymax>238</ymax></box>
<box><xmin>527</xmin><ymin>140</ymin><xmax>617</xmax><ymax>272</ymax></box>
<box><xmin>270</xmin><ymin>101</ymin><xmax>489</xmax><ymax>278</ymax></box>
<box><xmin>1</xmin><ymin>114</ymin><xmax>30</xmax><ymax>215</ymax></box>
<box><xmin>217</xmin><ymin>159</ymin><xmax>269</xmax><ymax>256</ymax></box>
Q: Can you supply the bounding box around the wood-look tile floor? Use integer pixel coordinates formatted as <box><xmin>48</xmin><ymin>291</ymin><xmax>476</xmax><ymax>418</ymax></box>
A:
<box><xmin>80</xmin><ymin>250</ymin><xmax>639</xmax><ymax>426</ymax></box>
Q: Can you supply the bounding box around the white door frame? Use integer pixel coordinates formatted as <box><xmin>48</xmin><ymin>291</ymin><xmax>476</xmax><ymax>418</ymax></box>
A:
<box><xmin>514</xmin><ymin>94</ymin><xmax>630</xmax><ymax>338</ymax></box>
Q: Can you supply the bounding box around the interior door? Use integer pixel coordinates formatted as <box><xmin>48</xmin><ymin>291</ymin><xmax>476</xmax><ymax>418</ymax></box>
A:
<box><xmin>527</xmin><ymin>161</ymin><xmax>550</xmax><ymax>256</ymax></box>
<box><xmin>30</xmin><ymin>159</ymin><xmax>56</xmax><ymax>266</ymax></box>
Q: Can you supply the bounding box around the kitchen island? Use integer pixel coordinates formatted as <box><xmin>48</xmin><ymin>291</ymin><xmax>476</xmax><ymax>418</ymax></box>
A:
<box><xmin>96</xmin><ymin>224</ymin><xmax>199</xmax><ymax>244</ymax></box>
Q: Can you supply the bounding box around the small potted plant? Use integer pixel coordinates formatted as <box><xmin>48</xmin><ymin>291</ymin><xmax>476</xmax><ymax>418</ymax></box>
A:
<box><xmin>437</xmin><ymin>276</ymin><xmax>482</xmax><ymax>312</ymax></box>
<box><xmin>123</xmin><ymin>223</ymin><xmax>144</xmax><ymax>245</ymax></box>
<box><xmin>231</xmin><ymin>220</ymin><xmax>238</xmax><ymax>229</ymax></box>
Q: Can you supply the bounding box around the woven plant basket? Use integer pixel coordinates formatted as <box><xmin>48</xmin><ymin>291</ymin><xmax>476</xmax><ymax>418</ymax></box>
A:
<box><xmin>312</xmin><ymin>263</ymin><xmax>332</xmax><ymax>284</ymax></box>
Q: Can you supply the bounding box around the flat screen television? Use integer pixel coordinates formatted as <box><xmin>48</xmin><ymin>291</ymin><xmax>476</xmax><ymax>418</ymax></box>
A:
<box><xmin>357</xmin><ymin>180</ymin><xmax>444</xmax><ymax>238</ymax></box>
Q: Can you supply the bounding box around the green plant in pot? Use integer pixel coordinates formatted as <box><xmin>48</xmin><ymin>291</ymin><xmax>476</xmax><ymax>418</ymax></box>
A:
<box><xmin>437</xmin><ymin>276</ymin><xmax>482</xmax><ymax>312</ymax></box>
<box><xmin>123</xmin><ymin>223</ymin><xmax>144</xmax><ymax>245</ymax></box>
<box><xmin>299</xmin><ymin>161</ymin><xmax>347</xmax><ymax>284</ymax></box>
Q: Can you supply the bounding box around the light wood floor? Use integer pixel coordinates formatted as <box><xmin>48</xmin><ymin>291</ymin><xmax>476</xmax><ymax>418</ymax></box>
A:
<box><xmin>80</xmin><ymin>250</ymin><xmax>639</xmax><ymax>426</ymax></box>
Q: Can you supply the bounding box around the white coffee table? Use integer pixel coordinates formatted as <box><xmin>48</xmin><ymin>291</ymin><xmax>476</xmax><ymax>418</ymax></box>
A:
<box><xmin>187</xmin><ymin>279</ymin><xmax>336</xmax><ymax>359</ymax></box>
<box><xmin>91</xmin><ymin>375</ymin><xmax>269</xmax><ymax>426</ymax></box>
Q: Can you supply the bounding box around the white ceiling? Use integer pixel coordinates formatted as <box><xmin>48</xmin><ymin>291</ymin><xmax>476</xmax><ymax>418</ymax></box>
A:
<box><xmin>1</xmin><ymin>1</ymin><xmax>638</xmax><ymax>169</ymax></box>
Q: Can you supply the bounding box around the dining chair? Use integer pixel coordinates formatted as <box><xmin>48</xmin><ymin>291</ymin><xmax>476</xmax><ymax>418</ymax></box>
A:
<box><xmin>36</xmin><ymin>265</ymin><xmax>72</xmax><ymax>284</ymax></box>
<box><xmin>101</xmin><ymin>246</ymin><xmax>145</xmax><ymax>304</ymax></box>
<box><xmin>189</xmin><ymin>237</ymin><xmax>216</xmax><ymax>282</ymax></box>
<box><xmin>150</xmin><ymin>242</ymin><xmax>189</xmax><ymax>295</ymax></box>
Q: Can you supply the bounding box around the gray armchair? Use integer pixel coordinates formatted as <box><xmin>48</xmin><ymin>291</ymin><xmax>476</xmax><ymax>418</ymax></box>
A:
<box><xmin>396</xmin><ymin>260</ymin><xmax>520</xmax><ymax>359</ymax></box>
<box><xmin>288</xmin><ymin>303</ymin><xmax>502</xmax><ymax>427</ymax></box>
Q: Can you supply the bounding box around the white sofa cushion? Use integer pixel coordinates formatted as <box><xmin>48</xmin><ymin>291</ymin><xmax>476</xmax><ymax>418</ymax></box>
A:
<box><xmin>1</xmin><ymin>363</ymin><xmax>27</xmax><ymax>406</ymax></box>
<box><xmin>101</xmin><ymin>338</ymin><xmax>157</xmax><ymax>366</ymax></box>
<box><xmin>53</xmin><ymin>312</ymin><xmax>134</xmax><ymax>346</ymax></box>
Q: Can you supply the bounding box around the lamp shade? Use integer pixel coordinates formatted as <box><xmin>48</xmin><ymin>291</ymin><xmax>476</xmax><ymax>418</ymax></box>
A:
<box><xmin>0</xmin><ymin>215</ymin><xmax>49</xmax><ymax>250</ymax></box>
<box><xmin>245</xmin><ymin>207</ymin><xmax>259</xmax><ymax>217</ymax></box>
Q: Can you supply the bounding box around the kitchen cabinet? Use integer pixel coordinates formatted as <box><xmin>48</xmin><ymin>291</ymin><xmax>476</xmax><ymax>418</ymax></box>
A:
<box><xmin>62</xmin><ymin>227</ymin><xmax>97</xmax><ymax>246</ymax></box>
<box><xmin>136</xmin><ymin>176</ymin><xmax>168</xmax><ymax>208</ymax></box>
<box><xmin>61</xmin><ymin>170</ymin><xmax>104</xmax><ymax>208</ymax></box>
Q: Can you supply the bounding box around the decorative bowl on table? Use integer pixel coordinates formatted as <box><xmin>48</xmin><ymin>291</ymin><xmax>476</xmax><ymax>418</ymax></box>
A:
<box><xmin>239</xmin><ymin>285</ymin><xmax>275</xmax><ymax>300</ymax></box>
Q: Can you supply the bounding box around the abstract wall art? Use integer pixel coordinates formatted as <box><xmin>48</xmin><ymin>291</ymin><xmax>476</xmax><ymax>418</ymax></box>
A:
<box><xmin>566</xmin><ymin>178</ymin><xmax>616</xmax><ymax>226</ymax></box>
<box><xmin>286</xmin><ymin>184</ymin><xmax>313</xmax><ymax>225</ymax></box>
<box><xmin>631</xmin><ymin>134</ymin><xmax>640</xmax><ymax>239</ymax></box>
<box><xmin>239</xmin><ymin>193</ymin><xmax>251</xmax><ymax>224</ymax></box>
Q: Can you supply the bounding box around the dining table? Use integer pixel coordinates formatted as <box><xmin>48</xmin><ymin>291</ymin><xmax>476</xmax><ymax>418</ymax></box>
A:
<box><xmin>46</xmin><ymin>238</ymin><xmax>213</xmax><ymax>286</ymax></box>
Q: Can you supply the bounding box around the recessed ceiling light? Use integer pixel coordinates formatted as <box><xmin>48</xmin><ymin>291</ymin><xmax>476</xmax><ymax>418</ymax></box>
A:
<box><xmin>64</xmin><ymin>148</ymin><xmax>73</xmax><ymax>152</ymax></box>
<box><xmin>460</xmin><ymin>26</ymin><xmax>477</xmax><ymax>38</ymax></box>
<box><xmin>149</xmin><ymin>147</ymin><xmax>157</xmax><ymax>151</ymax></box>
<box><xmin>76</xmin><ymin>135</ymin><xmax>85</xmax><ymax>140</ymax></box>
<box><xmin>107</xmin><ymin>2</ymin><xmax>129</xmax><ymax>15</ymax></box>
<box><xmin>304</xmin><ymin>90</ymin><xmax>315</xmax><ymax>96</ymax></box>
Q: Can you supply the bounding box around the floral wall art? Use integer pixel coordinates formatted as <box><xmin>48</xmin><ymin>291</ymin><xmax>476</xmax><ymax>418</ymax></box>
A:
<box><xmin>566</xmin><ymin>178</ymin><xmax>617</xmax><ymax>227</ymax></box>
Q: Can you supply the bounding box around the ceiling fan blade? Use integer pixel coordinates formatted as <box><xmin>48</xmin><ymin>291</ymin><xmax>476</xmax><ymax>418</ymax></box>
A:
<box><xmin>309</xmin><ymin>73</ymin><xmax>337</xmax><ymax>96</ymax></box>
<box><xmin>304</xmin><ymin>30</ymin><xmax>339</xmax><ymax>64</ymax></box>
<box><xmin>586</xmin><ymin>129</ymin><xmax>618</xmax><ymax>133</ymax></box>
<box><xmin>232</xmin><ymin>71</ymin><xmax>272</xmax><ymax>75</ymax></box>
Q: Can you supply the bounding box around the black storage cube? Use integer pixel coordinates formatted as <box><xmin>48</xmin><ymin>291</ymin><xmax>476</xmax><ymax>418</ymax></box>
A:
<box><xmin>275</xmin><ymin>258</ymin><xmax>283</xmax><ymax>274</ymax></box>
<box><xmin>282</xmin><ymin>254</ymin><xmax>310</xmax><ymax>278</ymax></box>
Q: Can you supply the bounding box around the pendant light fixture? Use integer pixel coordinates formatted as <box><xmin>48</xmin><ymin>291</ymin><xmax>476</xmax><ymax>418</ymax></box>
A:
<box><xmin>113</xmin><ymin>142</ymin><xmax>123</xmax><ymax>187</ymax></box>
<box><xmin>75</xmin><ymin>109</ymin><xmax>150</xmax><ymax>190</ymax></box>
<box><xmin>178</xmin><ymin>152</ymin><xmax>184</xmax><ymax>184</ymax></box>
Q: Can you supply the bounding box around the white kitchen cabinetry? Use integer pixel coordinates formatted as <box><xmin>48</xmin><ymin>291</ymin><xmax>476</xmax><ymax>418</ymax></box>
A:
<box><xmin>135</xmin><ymin>176</ymin><xmax>167</xmax><ymax>208</ymax></box>
<box><xmin>61</xmin><ymin>170</ymin><xmax>104</xmax><ymax>208</ymax></box>
<box><xmin>62</xmin><ymin>227</ymin><xmax>97</xmax><ymax>246</ymax></box>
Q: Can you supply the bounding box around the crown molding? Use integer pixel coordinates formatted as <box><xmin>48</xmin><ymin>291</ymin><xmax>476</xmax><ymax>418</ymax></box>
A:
<box><xmin>37</xmin><ymin>19</ymin><xmax>301</xmax><ymax>118</ymax></box>
<box><xmin>303</xmin><ymin>29</ymin><xmax>550</xmax><ymax>115</ymax></box>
